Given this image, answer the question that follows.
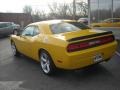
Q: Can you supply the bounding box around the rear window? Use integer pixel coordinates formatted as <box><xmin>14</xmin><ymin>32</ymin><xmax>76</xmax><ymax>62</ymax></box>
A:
<box><xmin>50</xmin><ymin>22</ymin><xmax>90</xmax><ymax>34</ymax></box>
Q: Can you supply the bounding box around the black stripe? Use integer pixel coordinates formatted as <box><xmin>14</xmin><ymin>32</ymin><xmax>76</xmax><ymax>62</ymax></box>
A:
<box><xmin>67</xmin><ymin>31</ymin><xmax>113</xmax><ymax>42</ymax></box>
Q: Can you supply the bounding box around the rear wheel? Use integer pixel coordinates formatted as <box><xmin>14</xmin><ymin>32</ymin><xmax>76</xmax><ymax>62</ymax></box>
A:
<box><xmin>40</xmin><ymin>50</ymin><xmax>56</xmax><ymax>75</ymax></box>
<box><xmin>11</xmin><ymin>42</ymin><xmax>20</xmax><ymax>56</ymax></box>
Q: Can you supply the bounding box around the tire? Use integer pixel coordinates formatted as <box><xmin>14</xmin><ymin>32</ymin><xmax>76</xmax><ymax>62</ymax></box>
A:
<box><xmin>11</xmin><ymin>42</ymin><xmax>20</xmax><ymax>56</ymax></box>
<box><xmin>13</xmin><ymin>30</ymin><xmax>18</xmax><ymax>35</ymax></box>
<box><xmin>40</xmin><ymin>50</ymin><xmax>56</xmax><ymax>75</ymax></box>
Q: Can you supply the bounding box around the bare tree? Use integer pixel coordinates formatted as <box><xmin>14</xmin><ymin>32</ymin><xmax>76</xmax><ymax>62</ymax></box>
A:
<box><xmin>22</xmin><ymin>1</ymin><xmax>88</xmax><ymax>22</ymax></box>
<box><xmin>76</xmin><ymin>1</ymin><xmax>88</xmax><ymax>17</ymax></box>
<box><xmin>48</xmin><ymin>3</ymin><xmax>59</xmax><ymax>19</ymax></box>
<box><xmin>33</xmin><ymin>9</ymin><xmax>47</xmax><ymax>22</ymax></box>
<box><xmin>23</xmin><ymin>5</ymin><xmax>33</xmax><ymax>15</ymax></box>
<box><xmin>48</xmin><ymin>2</ymin><xmax>88</xmax><ymax>20</ymax></box>
<box><xmin>48</xmin><ymin>3</ymin><xmax>73</xmax><ymax>19</ymax></box>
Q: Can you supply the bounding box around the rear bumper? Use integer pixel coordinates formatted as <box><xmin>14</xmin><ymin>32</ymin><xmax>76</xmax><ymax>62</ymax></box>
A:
<box><xmin>56</xmin><ymin>41</ymin><xmax>117</xmax><ymax>70</ymax></box>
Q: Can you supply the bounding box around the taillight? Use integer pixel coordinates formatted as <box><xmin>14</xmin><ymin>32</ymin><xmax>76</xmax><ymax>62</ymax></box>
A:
<box><xmin>67</xmin><ymin>35</ymin><xmax>114</xmax><ymax>52</ymax></box>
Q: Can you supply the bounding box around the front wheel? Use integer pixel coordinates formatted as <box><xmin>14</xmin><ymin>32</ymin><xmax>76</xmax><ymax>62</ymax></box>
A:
<box><xmin>11</xmin><ymin>42</ymin><xmax>20</xmax><ymax>56</ymax></box>
<box><xmin>40</xmin><ymin>50</ymin><xmax>56</xmax><ymax>75</ymax></box>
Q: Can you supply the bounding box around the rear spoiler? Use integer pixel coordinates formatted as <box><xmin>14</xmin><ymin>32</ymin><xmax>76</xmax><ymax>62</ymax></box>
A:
<box><xmin>67</xmin><ymin>31</ymin><xmax>113</xmax><ymax>42</ymax></box>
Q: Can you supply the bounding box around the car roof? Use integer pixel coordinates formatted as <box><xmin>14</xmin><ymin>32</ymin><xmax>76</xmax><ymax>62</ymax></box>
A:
<box><xmin>0</xmin><ymin>22</ymin><xmax>13</xmax><ymax>24</ymax></box>
<box><xmin>29</xmin><ymin>19</ymin><xmax>76</xmax><ymax>26</ymax></box>
<box><xmin>27</xmin><ymin>19</ymin><xmax>77</xmax><ymax>34</ymax></box>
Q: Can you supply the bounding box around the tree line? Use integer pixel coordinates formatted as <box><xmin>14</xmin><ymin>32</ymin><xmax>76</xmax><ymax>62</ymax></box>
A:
<box><xmin>23</xmin><ymin>1</ymin><xmax>88</xmax><ymax>22</ymax></box>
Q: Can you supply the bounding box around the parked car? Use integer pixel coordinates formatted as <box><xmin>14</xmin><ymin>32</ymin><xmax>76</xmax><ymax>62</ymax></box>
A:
<box><xmin>0</xmin><ymin>22</ymin><xmax>20</xmax><ymax>36</ymax></box>
<box><xmin>10</xmin><ymin>20</ymin><xmax>117</xmax><ymax>75</ymax></box>
<box><xmin>92</xmin><ymin>18</ymin><xmax>120</xmax><ymax>27</ymax></box>
<box><xmin>78</xmin><ymin>18</ymin><xmax>88</xmax><ymax>25</ymax></box>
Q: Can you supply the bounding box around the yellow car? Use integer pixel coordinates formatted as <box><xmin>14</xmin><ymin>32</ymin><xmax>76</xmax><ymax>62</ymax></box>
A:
<box><xmin>92</xmin><ymin>18</ymin><xmax>120</xmax><ymax>27</ymax></box>
<box><xmin>10</xmin><ymin>20</ymin><xmax>117</xmax><ymax>75</ymax></box>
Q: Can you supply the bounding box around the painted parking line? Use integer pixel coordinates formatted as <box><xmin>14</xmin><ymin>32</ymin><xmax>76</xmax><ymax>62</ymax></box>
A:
<box><xmin>115</xmin><ymin>52</ymin><xmax>120</xmax><ymax>57</ymax></box>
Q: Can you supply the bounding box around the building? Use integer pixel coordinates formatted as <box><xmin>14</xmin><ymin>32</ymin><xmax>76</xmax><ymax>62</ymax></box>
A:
<box><xmin>88</xmin><ymin>0</ymin><xmax>120</xmax><ymax>23</ymax></box>
<box><xmin>0</xmin><ymin>13</ymin><xmax>33</xmax><ymax>27</ymax></box>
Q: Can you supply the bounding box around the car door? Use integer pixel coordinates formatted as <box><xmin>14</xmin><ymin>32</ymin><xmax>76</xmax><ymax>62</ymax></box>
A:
<box><xmin>17</xmin><ymin>25</ymin><xmax>41</xmax><ymax>59</ymax></box>
<box><xmin>2</xmin><ymin>23</ymin><xmax>13</xmax><ymax>35</ymax></box>
<box><xmin>0</xmin><ymin>23</ymin><xmax>10</xmax><ymax>35</ymax></box>
<box><xmin>7</xmin><ymin>22</ymin><xmax>14</xmax><ymax>34</ymax></box>
<box><xmin>27</xmin><ymin>26</ymin><xmax>41</xmax><ymax>60</ymax></box>
<box><xmin>16</xmin><ymin>26</ymin><xmax>35</xmax><ymax>57</ymax></box>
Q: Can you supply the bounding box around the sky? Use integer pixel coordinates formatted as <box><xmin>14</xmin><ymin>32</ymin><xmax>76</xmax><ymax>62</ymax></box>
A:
<box><xmin>0</xmin><ymin>0</ymin><xmax>87</xmax><ymax>13</ymax></box>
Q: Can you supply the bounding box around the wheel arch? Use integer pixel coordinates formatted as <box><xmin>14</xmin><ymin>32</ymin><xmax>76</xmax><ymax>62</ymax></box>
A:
<box><xmin>38</xmin><ymin>48</ymin><xmax>56</xmax><ymax>66</ymax></box>
<box><xmin>38</xmin><ymin>48</ymin><xmax>50</xmax><ymax>58</ymax></box>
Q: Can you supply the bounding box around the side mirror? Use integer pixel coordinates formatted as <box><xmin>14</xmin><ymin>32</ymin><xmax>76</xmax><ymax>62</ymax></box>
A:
<box><xmin>16</xmin><ymin>31</ymin><xmax>21</xmax><ymax>36</ymax></box>
<box><xmin>16</xmin><ymin>29</ymin><xmax>23</xmax><ymax>36</ymax></box>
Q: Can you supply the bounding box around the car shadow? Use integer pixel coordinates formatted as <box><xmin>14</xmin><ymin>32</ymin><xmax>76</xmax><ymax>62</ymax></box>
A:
<box><xmin>54</xmin><ymin>64</ymin><xmax>113</xmax><ymax>79</ymax></box>
<box><xmin>13</xmin><ymin>55</ymin><xmax>114</xmax><ymax>80</ymax></box>
<box><xmin>10</xmin><ymin>55</ymin><xmax>116</xmax><ymax>90</ymax></box>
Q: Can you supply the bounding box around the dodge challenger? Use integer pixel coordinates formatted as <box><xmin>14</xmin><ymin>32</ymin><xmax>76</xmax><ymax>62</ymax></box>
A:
<box><xmin>10</xmin><ymin>20</ymin><xmax>117</xmax><ymax>75</ymax></box>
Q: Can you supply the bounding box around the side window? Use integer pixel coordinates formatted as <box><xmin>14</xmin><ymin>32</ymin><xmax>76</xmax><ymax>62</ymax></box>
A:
<box><xmin>0</xmin><ymin>24</ymin><xmax>4</xmax><ymax>28</ymax></box>
<box><xmin>0</xmin><ymin>23</ymin><xmax>7</xmax><ymax>28</ymax></box>
<box><xmin>33</xmin><ymin>27</ymin><xmax>40</xmax><ymax>36</ymax></box>
<box><xmin>7</xmin><ymin>23</ymin><xmax>12</xmax><ymax>27</ymax></box>
<box><xmin>0</xmin><ymin>23</ymin><xmax>12</xmax><ymax>29</ymax></box>
<box><xmin>22</xmin><ymin>26</ymin><xmax>34</xmax><ymax>36</ymax></box>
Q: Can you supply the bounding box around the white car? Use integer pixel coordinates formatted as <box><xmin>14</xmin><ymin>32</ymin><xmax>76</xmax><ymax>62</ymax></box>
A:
<box><xmin>78</xmin><ymin>18</ymin><xmax>88</xmax><ymax>25</ymax></box>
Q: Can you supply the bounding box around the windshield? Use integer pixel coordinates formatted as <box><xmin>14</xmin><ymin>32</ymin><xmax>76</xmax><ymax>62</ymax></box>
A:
<box><xmin>50</xmin><ymin>22</ymin><xmax>90</xmax><ymax>34</ymax></box>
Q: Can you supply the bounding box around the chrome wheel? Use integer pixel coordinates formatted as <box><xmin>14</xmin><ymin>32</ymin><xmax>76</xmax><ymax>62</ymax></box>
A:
<box><xmin>40</xmin><ymin>53</ymin><xmax>50</xmax><ymax>74</ymax></box>
<box><xmin>11</xmin><ymin>42</ymin><xmax>20</xmax><ymax>56</ymax></box>
<box><xmin>11</xmin><ymin>43</ymin><xmax>16</xmax><ymax>55</ymax></box>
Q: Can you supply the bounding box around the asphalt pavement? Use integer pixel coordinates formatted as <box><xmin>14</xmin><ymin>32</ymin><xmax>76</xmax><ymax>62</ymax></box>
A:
<box><xmin>0</xmin><ymin>37</ymin><xmax>120</xmax><ymax>90</ymax></box>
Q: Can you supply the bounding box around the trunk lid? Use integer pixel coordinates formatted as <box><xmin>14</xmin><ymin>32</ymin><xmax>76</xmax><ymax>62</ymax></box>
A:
<box><xmin>60</xmin><ymin>29</ymin><xmax>113</xmax><ymax>42</ymax></box>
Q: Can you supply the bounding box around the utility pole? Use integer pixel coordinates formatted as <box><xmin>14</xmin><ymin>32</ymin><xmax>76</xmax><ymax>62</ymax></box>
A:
<box><xmin>73</xmin><ymin>0</ymin><xmax>76</xmax><ymax>20</ymax></box>
<box><xmin>88</xmin><ymin>0</ymin><xmax>91</xmax><ymax>26</ymax></box>
<box><xmin>111</xmin><ymin>0</ymin><xmax>113</xmax><ymax>22</ymax></box>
